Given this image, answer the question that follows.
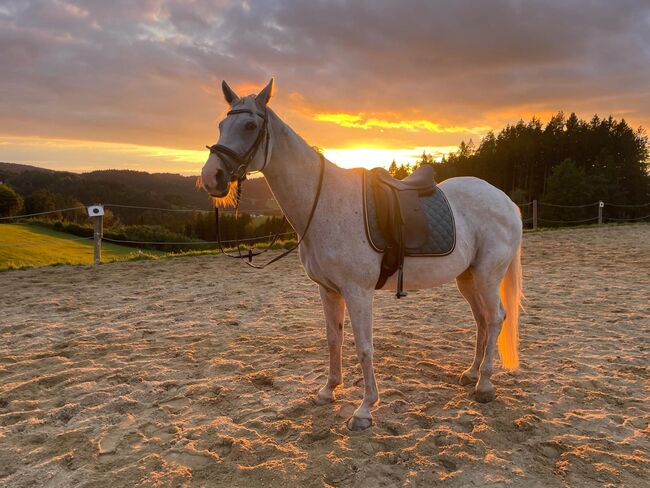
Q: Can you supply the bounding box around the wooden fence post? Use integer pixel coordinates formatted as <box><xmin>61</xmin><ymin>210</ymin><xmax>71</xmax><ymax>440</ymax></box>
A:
<box><xmin>532</xmin><ymin>200</ymin><xmax>538</xmax><ymax>230</ymax></box>
<box><xmin>87</xmin><ymin>205</ymin><xmax>105</xmax><ymax>266</ymax></box>
<box><xmin>598</xmin><ymin>201</ymin><xmax>604</xmax><ymax>225</ymax></box>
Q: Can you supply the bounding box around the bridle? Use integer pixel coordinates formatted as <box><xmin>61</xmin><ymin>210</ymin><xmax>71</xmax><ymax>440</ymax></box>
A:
<box><xmin>206</xmin><ymin>107</ymin><xmax>270</xmax><ymax>183</ymax></box>
<box><xmin>206</xmin><ymin>104</ymin><xmax>325</xmax><ymax>269</ymax></box>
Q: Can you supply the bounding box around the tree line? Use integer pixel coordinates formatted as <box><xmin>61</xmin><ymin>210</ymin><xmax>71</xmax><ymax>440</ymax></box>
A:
<box><xmin>389</xmin><ymin>112</ymin><xmax>649</xmax><ymax>223</ymax></box>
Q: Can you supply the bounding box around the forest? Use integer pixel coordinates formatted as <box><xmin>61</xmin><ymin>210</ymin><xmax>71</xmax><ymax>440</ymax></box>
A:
<box><xmin>390</xmin><ymin>112</ymin><xmax>649</xmax><ymax>222</ymax></box>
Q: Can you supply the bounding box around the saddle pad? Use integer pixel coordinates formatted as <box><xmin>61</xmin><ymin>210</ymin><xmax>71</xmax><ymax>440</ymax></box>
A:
<box><xmin>363</xmin><ymin>170</ymin><xmax>456</xmax><ymax>256</ymax></box>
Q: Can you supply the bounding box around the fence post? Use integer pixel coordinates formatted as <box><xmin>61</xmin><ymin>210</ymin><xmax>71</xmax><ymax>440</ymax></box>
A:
<box><xmin>87</xmin><ymin>205</ymin><xmax>105</xmax><ymax>266</ymax></box>
<box><xmin>598</xmin><ymin>201</ymin><xmax>604</xmax><ymax>225</ymax></box>
<box><xmin>532</xmin><ymin>200</ymin><xmax>538</xmax><ymax>230</ymax></box>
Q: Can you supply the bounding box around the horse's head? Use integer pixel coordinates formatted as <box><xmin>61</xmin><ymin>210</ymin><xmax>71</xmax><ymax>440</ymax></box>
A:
<box><xmin>201</xmin><ymin>79</ymin><xmax>274</xmax><ymax>203</ymax></box>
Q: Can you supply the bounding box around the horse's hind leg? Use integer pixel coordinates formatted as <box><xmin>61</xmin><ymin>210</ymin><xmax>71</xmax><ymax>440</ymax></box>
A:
<box><xmin>314</xmin><ymin>286</ymin><xmax>346</xmax><ymax>405</ymax></box>
<box><xmin>459</xmin><ymin>269</ymin><xmax>506</xmax><ymax>403</ymax></box>
<box><xmin>456</xmin><ymin>268</ymin><xmax>488</xmax><ymax>387</ymax></box>
<box><xmin>471</xmin><ymin>272</ymin><xmax>506</xmax><ymax>403</ymax></box>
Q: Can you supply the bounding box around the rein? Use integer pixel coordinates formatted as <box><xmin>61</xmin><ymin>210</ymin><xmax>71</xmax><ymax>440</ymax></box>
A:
<box><xmin>208</xmin><ymin>107</ymin><xmax>325</xmax><ymax>268</ymax></box>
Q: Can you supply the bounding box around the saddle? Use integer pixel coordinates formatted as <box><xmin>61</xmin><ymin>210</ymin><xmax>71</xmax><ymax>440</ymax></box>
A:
<box><xmin>363</xmin><ymin>165</ymin><xmax>455</xmax><ymax>298</ymax></box>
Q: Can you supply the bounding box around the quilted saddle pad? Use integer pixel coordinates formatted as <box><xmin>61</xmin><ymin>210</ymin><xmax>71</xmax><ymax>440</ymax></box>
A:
<box><xmin>362</xmin><ymin>170</ymin><xmax>456</xmax><ymax>256</ymax></box>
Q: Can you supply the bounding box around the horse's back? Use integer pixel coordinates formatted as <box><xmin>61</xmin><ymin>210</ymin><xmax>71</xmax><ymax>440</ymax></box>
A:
<box><xmin>440</xmin><ymin>177</ymin><xmax>522</xmax><ymax>259</ymax></box>
<box><xmin>440</xmin><ymin>176</ymin><xmax>521</xmax><ymax>228</ymax></box>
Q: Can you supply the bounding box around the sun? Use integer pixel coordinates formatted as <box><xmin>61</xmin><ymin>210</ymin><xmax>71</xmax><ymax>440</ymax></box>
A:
<box><xmin>322</xmin><ymin>146</ymin><xmax>459</xmax><ymax>170</ymax></box>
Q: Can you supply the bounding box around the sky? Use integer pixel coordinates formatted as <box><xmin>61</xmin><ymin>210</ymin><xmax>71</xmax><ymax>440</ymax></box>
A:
<box><xmin>1</xmin><ymin>0</ymin><xmax>649</xmax><ymax>174</ymax></box>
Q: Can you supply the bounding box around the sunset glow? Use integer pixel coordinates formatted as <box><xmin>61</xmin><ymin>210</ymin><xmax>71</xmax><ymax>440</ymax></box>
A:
<box><xmin>0</xmin><ymin>136</ymin><xmax>457</xmax><ymax>175</ymax></box>
<box><xmin>0</xmin><ymin>135</ymin><xmax>457</xmax><ymax>174</ymax></box>
<box><xmin>314</xmin><ymin>113</ymin><xmax>490</xmax><ymax>135</ymax></box>
<box><xmin>323</xmin><ymin>146</ymin><xmax>459</xmax><ymax>170</ymax></box>
<box><xmin>0</xmin><ymin>135</ymin><xmax>207</xmax><ymax>174</ymax></box>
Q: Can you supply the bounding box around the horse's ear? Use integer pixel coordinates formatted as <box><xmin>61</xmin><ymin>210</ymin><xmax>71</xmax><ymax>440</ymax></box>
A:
<box><xmin>222</xmin><ymin>80</ymin><xmax>240</xmax><ymax>105</ymax></box>
<box><xmin>256</xmin><ymin>78</ymin><xmax>274</xmax><ymax>106</ymax></box>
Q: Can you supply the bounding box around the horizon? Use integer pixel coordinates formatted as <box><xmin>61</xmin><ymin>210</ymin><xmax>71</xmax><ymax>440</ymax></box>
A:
<box><xmin>1</xmin><ymin>1</ymin><xmax>649</xmax><ymax>174</ymax></box>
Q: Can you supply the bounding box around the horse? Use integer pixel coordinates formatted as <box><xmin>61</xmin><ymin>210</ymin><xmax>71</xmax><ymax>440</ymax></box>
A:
<box><xmin>201</xmin><ymin>79</ymin><xmax>523</xmax><ymax>431</ymax></box>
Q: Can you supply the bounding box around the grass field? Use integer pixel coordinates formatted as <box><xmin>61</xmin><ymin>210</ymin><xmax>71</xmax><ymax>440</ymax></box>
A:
<box><xmin>0</xmin><ymin>224</ymin><xmax>163</xmax><ymax>270</ymax></box>
<box><xmin>1</xmin><ymin>221</ymin><xmax>644</xmax><ymax>272</ymax></box>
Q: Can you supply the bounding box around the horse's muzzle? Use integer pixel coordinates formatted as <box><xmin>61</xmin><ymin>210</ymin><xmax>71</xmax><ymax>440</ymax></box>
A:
<box><xmin>209</xmin><ymin>184</ymin><xmax>230</xmax><ymax>198</ymax></box>
<box><xmin>203</xmin><ymin>167</ymin><xmax>229</xmax><ymax>197</ymax></box>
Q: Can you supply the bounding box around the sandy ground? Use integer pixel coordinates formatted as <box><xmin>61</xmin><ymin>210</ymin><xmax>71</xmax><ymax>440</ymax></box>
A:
<box><xmin>0</xmin><ymin>224</ymin><xmax>648</xmax><ymax>487</ymax></box>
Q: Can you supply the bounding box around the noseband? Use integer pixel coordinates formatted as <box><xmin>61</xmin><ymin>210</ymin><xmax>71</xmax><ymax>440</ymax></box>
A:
<box><xmin>206</xmin><ymin>107</ymin><xmax>270</xmax><ymax>182</ymax></box>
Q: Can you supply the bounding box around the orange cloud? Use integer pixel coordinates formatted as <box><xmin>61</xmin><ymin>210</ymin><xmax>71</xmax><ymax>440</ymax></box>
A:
<box><xmin>313</xmin><ymin>113</ymin><xmax>491</xmax><ymax>134</ymax></box>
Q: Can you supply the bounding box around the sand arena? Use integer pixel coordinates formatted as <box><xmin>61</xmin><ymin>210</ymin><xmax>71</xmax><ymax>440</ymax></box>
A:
<box><xmin>0</xmin><ymin>224</ymin><xmax>648</xmax><ymax>487</ymax></box>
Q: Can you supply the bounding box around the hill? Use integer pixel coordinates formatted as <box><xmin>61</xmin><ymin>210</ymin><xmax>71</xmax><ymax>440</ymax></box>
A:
<box><xmin>0</xmin><ymin>223</ymin><xmax>162</xmax><ymax>270</ymax></box>
<box><xmin>0</xmin><ymin>163</ymin><xmax>276</xmax><ymax>220</ymax></box>
<box><xmin>0</xmin><ymin>162</ymin><xmax>54</xmax><ymax>174</ymax></box>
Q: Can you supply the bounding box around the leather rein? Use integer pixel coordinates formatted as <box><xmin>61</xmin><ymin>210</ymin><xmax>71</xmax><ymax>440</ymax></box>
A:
<box><xmin>206</xmin><ymin>107</ymin><xmax>325</xmax><ymax>269</ymax></box>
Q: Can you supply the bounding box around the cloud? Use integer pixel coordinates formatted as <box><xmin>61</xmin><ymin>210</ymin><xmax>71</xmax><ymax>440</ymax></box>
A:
<box><xmin>313</xmin><ymin>113</ymin><xmax>490</xmax><ymax>134</ymax></box>
<box><xmin>0</xmin><ymin>0</ymin><xmax>648</xmax><ymax>162</ymax></box>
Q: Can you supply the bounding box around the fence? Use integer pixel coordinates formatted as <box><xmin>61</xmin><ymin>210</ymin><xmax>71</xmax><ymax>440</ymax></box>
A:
<box><xmin>517</xmin><ymin>200</ymin><xmax>650</xmax><ymax>229</ymax></box>
<box><xmin>1</xmin><ymin>200</ymin><xmax>649</xmax><ymax>267</ymax></box>
<box><xmin>0</xmin><ymin>204</ymin><xmax>297</xmax><ymax>266</ymax></box>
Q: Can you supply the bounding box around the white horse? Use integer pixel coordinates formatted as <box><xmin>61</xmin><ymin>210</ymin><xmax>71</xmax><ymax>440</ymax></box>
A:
<box><xmin>201</xmin><ymin>79</ymin><xmax>523</xmax><ymax>431</ymax></box>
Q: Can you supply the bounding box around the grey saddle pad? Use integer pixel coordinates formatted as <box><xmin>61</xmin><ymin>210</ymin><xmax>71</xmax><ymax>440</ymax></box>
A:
<box><xmin>362</xmin><ymin>171</ymin><xmax>456</xmax><ymax>256</ymax></box>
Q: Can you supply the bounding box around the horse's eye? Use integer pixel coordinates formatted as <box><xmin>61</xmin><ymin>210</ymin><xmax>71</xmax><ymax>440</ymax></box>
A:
<box><xmin>245</xmin><ymin>121</ymin><xmax>257</xmax><ymax>131</ymax></box>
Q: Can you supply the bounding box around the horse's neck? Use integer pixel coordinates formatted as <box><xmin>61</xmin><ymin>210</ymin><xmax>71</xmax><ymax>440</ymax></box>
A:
<box><xmin>261</xmin><ymin>111</ymin><xmax>339</xmax><ymax>234</ymax></box>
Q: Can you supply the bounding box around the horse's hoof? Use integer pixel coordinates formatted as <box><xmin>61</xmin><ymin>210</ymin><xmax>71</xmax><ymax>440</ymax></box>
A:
<box><xmin>475</xmin><ymin>388</ymin><xmax>496</xmax><ymax>403</ymax></box>
<box><xmin>459</xmin><ymin>372</ymin><xmax>478</xmax><ymax>386</ymax></box>
<box><xmin>347</xmin><ymin>416</ymin><xmax>372</xmax><ymax>431</ymax></box>
<box><xmin>314</xmin><ymin>393</ymin><xmax>335</xmax><ymax>405</ymax></box>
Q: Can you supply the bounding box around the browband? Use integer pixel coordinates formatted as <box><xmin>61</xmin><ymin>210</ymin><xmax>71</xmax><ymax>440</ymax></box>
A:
<box><xmin>227</xmin><ymin>108</ymin><xmax>266</xmax><ymax>119</ymax></box>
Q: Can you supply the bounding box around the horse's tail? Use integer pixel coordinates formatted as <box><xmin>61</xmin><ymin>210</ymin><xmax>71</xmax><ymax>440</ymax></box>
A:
<box><xmin>497</xmin><ymin>242</ymin><xmax>523</xmax><ymax>370</ymax></box>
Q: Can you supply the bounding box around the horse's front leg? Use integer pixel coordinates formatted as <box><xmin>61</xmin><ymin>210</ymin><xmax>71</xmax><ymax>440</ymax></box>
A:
<box><xmin>343</xmin><ymin>286</ymin><xmax>378</xmax><ymax>431</ymax></box>
<box><xmin>314</xmin><ymin>286</ymin><xmax>346</xmax><ymax>405</ymax></box>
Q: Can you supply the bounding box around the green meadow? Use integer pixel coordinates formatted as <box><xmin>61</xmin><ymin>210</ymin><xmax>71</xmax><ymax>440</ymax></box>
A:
<box><xmin>0</xmin><ymin>224</ymin><xmax>163</xmax><ymax>271</ymax></box>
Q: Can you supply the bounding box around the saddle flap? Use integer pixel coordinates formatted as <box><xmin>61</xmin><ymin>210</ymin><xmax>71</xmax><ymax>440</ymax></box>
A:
<box><xmin>397</xmin><ymin>190</ymin><xmax>429</xmax><ymax>249</ymax></box>
<box><xmin>371</xmin><ymin>180</ymin><xmax>396</xmax><ymax>244</ymax></box>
